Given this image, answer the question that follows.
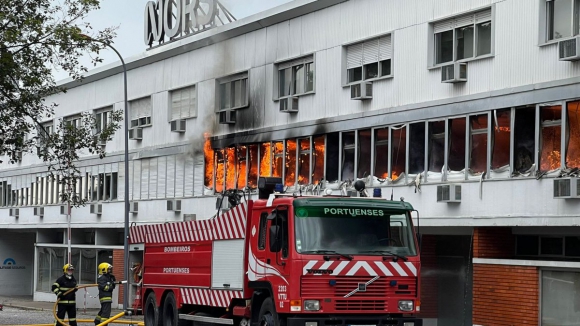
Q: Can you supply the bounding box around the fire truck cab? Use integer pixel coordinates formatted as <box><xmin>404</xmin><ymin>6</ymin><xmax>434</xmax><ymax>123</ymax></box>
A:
<box><xmin>128</xmin><ymin>178</ymin><xmax>422</xmax><ymax>326</ymax></box>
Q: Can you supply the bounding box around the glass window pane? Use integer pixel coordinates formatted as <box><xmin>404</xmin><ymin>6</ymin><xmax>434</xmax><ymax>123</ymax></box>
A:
<box><xmin>542</xmin><ymin>270</ymin><xmax>580</xmax><ymax>324</ymax></box>
<box><xmin>298</xmin><ymin>138</ymin><xmax>311</xmax><ymax>185</ymax></box>
<box><xmin>312</xmin><ymin>136</ymin><xmax>325</xmax><ymax>184</ymax></box>
<box><xmin>305</xmin><ymin>63</ymin><xmax>314</xmax><ymax>92</ymax></box>
<box><xmin>435</xmin><ymin>30</ymin><xmax>454</xmax><ymax>64</ymax></box>
<box><xmin>448</xmin><ymin>118</ymin><xmax>467</xmax><ymax>171</ymax></box>
<box><xmin>513</xmin><ymin>107</ymin><xmax>536</xmax><ymax>173</ymax></box>
<box><xmin>391</xmin><ymin>127</ymin><xmax>407</xmax><ymax>180</ymax></box>
<box><xmin>342</xmin><ymin>132</ymin><xmax>355</xmax><ymax>180</ymax></box>
<box><xmin>364</xmin><ymin>63</ymin><xmax>379</xmax><ymax>80</ymax></box>
<box><xmin>456</xmin><ymin>25</ymin><xmax>474</xmax><ymax>60</ymax></box>
<box><xmin>279</xmin><ymin>68</ymin><xmax>292</xmax><ymax>97</ymax></box>
<box><xmin>549</xmin><ymin>0</ymin><xmax>573</xmax><ymax>40</ymax></box>
<box><xmin>293</xmin><ymin>65</ymin><xmax>304</xmax><ymax>95</ymax></box>
<box><xmin>540</xmin><ymin>106</ymin><xmax>562</xmax><ymax>171</ymax></box>
<box><xmin>357</xmin><ymin>130</ymin><xmax>372</xmax><ymax>178</ymax></box>
<box><xmin>516</xmin><ymin>235</ymin><xmax>539</xmax><ymax>256</ymax></box>
<box><xmin>50</xmin><ymin>248</ymin><xmax>66</xmax><ymax>291</ymax></box>
<box><xmin>541</xmin><ymin>237</ymin><xmax>564</xmax><ymax>255</ymax></box>
<box><xmin>272</xmin><ymin>141</ymin><xmax>284</xmax><ymax>178</ymax></box>
<box><xmin>325</xmin><ymin>133</ymin><xmax>339</xmax><ymax>182</ymax></box>
<box><xmin>409</xmin><ymin>123</ymin><xmax>426</xmax><ymax>174</ymax></box>
<box><xmin>285</xmin><ymin>140</ymin><xmax>297</xmax><ymax>186</ymax></box>
<box><xmin>259</xmin><ymin>142</ymin><xmax>271</xmax><ymax>177</ymax></box>
<box><xmin>470</xmin><ymin>115</ymin><xmax>488</xmax><ymax>173</ymax></box>
<box><xmin>492</xmin><ymin>109</ymin><xmax>511</xmax><ymax>169</ymax></box>
<box><xmin>567</xmin><ymin>101</ymin><xmax>580</xmax><ymax>168</ymax></box>
<box><xmin>348</xmin><ymin>67</ymin><xmax>362</xmax><ymax>83</ymax></box>
<box><xmin>248</xmin><ymin>144</ymin><xmax>259</xmax><ymax>188</ymax></box>
<box><xmin>37</xmin><ymin>248</ymin><xmax>51</xmax><ymax>292</ymax></box>
<box><xmin>429</xmin><ymin>121</ymin><xmax>446</xmax><ymax>172</ymax></box>
<box><xmin>374</xmin><ymin>128</ymin><xmax>389</xmax><ymax>179</ymax></box>
<box><xmin>81</xmin><ymin>249</ymin><xmax>96</xmax><ymax>284</ymax></box>
<box><xmin>221</xmin><ymin>83</ymin><xmax>231</xmax><ymax>110</ymax></box>
<box><xmin>380</xmin><ymin>59</ymin><xmax>391</xmax><ymax>77</ymax></box>
<box><xmin>476</xmin><ymin>22</ymin><xmax>492</xmax><ymax>55</ymax></box>
<box><xmin>565</xmin><ymin>236</ymin><xmax>580</xmax><ymax>256</ymax></box>
<box><xmin>233</xmin><ymin>80</ymin><xmax>243</xmax><ymax>108</ymax></box>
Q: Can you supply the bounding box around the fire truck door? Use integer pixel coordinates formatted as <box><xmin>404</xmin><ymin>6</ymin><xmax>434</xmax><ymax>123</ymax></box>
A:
<box><xmin>267</xmin><ymin>207</ymin><xmax>290</xmax><ymax>278</ymax></box>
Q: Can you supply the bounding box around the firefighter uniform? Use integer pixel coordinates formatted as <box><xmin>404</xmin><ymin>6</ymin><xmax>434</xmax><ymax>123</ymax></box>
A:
<box><xmin>52</xmin><ymin>264</ymin><xmax>78</xmax><ymax>326</ymax></box>
<box><xmin>94</xmin><ymin>262</ymin><xmax>116</xmax><ymax>325</ymax></box>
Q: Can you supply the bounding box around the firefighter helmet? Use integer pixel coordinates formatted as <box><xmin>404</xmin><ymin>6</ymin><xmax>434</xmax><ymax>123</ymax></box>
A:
<box><xmin>98</xmin><ymin>262</ymin><xmax>113</xmax><ymax>275</ymax></box>
<box><xmin>63</xmin><ymin>264</ymin><xmax>75</xmax><ymax>274</ymax></box>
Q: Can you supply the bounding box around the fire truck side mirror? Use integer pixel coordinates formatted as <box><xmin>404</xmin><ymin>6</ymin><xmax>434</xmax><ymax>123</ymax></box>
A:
<box><xmin>269</xmin><ymin>225</ymin><xmax>282</xmax><ymax>253</ymax></box>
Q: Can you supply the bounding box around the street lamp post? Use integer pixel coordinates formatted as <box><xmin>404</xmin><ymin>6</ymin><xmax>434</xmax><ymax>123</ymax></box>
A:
<box><xmin>82</xmin><ymin>35</ymin><xmax>130</xmax><ymax>312</ymax></box>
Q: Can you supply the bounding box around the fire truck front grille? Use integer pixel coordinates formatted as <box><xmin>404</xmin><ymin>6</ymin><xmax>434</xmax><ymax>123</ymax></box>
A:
<box><xmin>334</xmin><ymin>299</ymin><xmax>386</xmax><ymax>311</ymax></box>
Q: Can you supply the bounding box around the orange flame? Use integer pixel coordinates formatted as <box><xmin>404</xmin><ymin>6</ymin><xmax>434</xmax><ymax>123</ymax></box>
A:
<box><xmin>248</xmin><ymin>145</ymin><xmax>258</xmax><ymax>188</ymax></box>
<box><xmin>285</xmin><ymin>140</ymin><xmax>297</xmax><ymax>186</ymax></box>
<box><xmin>203</xmin><ymin>134</ymin><xmax>214</xmax><ymax>189</ymax></box>
<box><xmin>272</xmin><ymin>142</ymin><xmax>284</xmax><ymax>177</ymax></box>
<box><xmin>312</xmin><ymin>136</ymin><xmax>325</xmax><ymax>184</ymax></box>
<box><xmin>260</xmin><ymin>142</ymin><xmax>271</xmax><ymax>177</ymax></box>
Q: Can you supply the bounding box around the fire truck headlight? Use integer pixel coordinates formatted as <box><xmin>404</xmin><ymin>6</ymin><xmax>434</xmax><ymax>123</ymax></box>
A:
<box><xmin>398</xmin><ymin>300</ymin><xmax>414</xmax><ymax>311</ymax></box>
<box><xmin>304</xmin><ymin>300</ymin><xmax>320</xmax><ymax>311</ymax></box>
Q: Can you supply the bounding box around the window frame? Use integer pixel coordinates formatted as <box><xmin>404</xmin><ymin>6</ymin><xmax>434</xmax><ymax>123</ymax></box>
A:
<box><xmin>273</xmin><ymin>54</ymin><xmax>316</xmax><ymax>100</ymax></box>
<box><xmin>216</xmin><ymin>72</ymin><xmax>250</xmax><ymax>112</ymax></box>
<box><xmin>169</xmin><ymin>84</ymin><xmax>197</xmax><ymax>121</ymax></box>
<box><xmin>429</xmin><ymin>7</ymin><xmax>495</xmax><ymax>68</ymax></box>
<box><xmin>540</xmin><ymin>0</ymin><xmax>580</xmax><ymax>45</ymax></box>
<box><xmin>128</xmin><ymin>96</ymin><xmax>153</xmax><ymax>128</ymax></box>
<box><xmin>94</xmin><ymin>107</ymin><xmax>113</xmax><ymax>134</ymax></box>
<box><xmin>342</xmin><ymin>33</ymin><xmax>394</xmax><ymax>87</ymax></box>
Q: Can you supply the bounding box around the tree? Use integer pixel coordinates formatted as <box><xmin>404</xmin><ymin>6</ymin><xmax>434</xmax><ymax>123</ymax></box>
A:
<box><xmin>0</xmin><ymin>0</ymin><xmax>122</xmax><ymax>207</ymax></box>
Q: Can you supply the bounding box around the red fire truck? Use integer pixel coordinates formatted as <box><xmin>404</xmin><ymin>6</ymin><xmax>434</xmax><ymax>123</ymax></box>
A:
<box><xmin>128</xmin><ymin>178</ymin><xmax>422</xmax><ymax>326</ymax></box>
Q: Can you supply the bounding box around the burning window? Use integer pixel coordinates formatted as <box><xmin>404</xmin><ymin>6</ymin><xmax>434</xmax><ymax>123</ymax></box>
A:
<box><xmin>237</xmin><ymin>146</ymin><xmax>248</xmax><ymax>189</ymax></box>
<box><xmin>540</xmin><ymin>105</ymin><xmax>562</xmax><ymax>171</ymax></box>
<box><xmin>326</xmin><ymin>133</ymin><xmax>339</xmax><ymax>182</ymax></box>
<box><xmin>204</xmin><ymin>135</ymin><xmax>214</xmax><ymax>190</ymax></box>
<box><xmin>469</xmin><ymin>114</ymin><xmax>488</xmax><ymax>174</ymax></box>
<box><xmin>513</xmin><ymin>107</ymin><xmax>536</xmax><ymax>173</ymax></box>
<box><xmin>259</xmin><ymin>142</ymin><xmax>272</xmax><ymax>177</ymax></box>
<box><xmin>272</xmin><ymin>141</ymin><xmax>284</xmax><ymax>178</ymax></box>
<box><xmin>391</xmin><ymin>126</ymin><xmax>407</xmax><ymax>181</ymax></box>
<box><xmin>374</xmin><ymin>128</ymin><xmax>389</xmax><ymax>179</ymax></box>
<box><xmin>428</xmin><ymin>121</ymin><xmax>446</xmax><ymax>172</ymax></box>
<box><xmin>312</xmin><ymin>136</ymin><xmax>325</xmax><ymax>184</ymax></box>
<box><xmin>246</xmin><ymin>145</ymin><xmax>258</xmax><ymax>188</ymax></box>
<box><xmin>298</xmin><ymin>138</ymin><xmax>311</xmax><ymax>185</ymax></box>
<box><xmin>409</xmin><ymin>122</ymin><xmax>426</xmax><ymax>174</ymax></box>
<box><xmin>285</xmin><ymin>139</ymin><xmax>297</xmax><ymax>186</ymax></box>
<box><xmin>448</xmin><ymin>117</ymin><xmax>466</xmax><ymax>172</ymax></box>
<box><xmin>226</xmin><ymin>147</ymin><xmax>236</xmax><ymax>190</ymax></box>
<box><xmin>341</xmin><ymin>132</ymin><xmax>355</xmax><ymax>180</ymax></box>
<box><xmin>215</xmin><ymin>149</ymin><xmax>225</xmax><ymax>193</ymax></box>
<box><xmin>358</xmin><ymin>129</ymin><xmax>372</xmax><ymax>178</ymax></box>
<box><xmin>492</xmin><ymin>109</ymin><xmax>511</xmax><ymax>169</ymax></box>
<box><xmin>567</xmin><ymin>101</ymin><xmax>580</xmax><ymax>168</ymax></box>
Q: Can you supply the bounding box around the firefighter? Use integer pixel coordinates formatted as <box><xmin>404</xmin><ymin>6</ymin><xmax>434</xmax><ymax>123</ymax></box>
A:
<box><xmin>52</xmin><ymin>264</ymin><xmax>78</xmax><ymax>326</ymax></box>
<box><xmin>94</xmin><ymin>262</ymin><xmax>116</xmax><ymax>325</ymax></box>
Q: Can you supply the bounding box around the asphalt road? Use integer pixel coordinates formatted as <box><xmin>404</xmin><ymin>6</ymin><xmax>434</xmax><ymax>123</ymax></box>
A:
<box><xmin>0</xmin><ymin>307</ymin><xmax>143</xmax><ymax>326</ymax></box>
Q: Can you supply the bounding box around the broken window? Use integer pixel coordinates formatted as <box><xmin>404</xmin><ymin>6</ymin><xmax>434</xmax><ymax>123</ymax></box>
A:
<box><xmin>298</xmin><ymin>138</ymin><xmax>311</xmax><ymax>185</ymax></box>
<box><xmin>428</xmin><ymin>121</ymin><xmax>446</xmax><ymax>173</ymax></box>
<box><xmin>358</xmin><ymin>129</ymin><xmax>372</xmax><ymax>178</ymax></box>
<box><xmin>312</xmin><ymin>136</ymin><xmax>325</xmax><ymax>184</ymax></box>
<box><xmin>391</xmin><ymin>126</ymin><xmax>407</xmax><ymax>181</ymax></box>
<box><xmin>491</xmin><ymin>109</ymin><xmax>511</xmax><ymax>170</ymax></box>
<box><xmin>204</xmin><ymin>137</ymin><xmax>215</xmax><ymax>190</ymax></box>
<box><xmin>513</xmin><ymin>107</ymin><xmax>536</xmax><ymax>173</ymax></box>
<box><xmin>237</xmin><ymin>146</ymin><xmax>248</xmax><ymax>189</ymax></box>
<box><xmin>540</xmin><ymin>105</ymin><xmax>562</xmax><ymax>171</ymax></box>
<box><xmin>285</xmin><ymin>139</ymin><xmax>297</xmax><ymax>186</ymax></box>
<box><xmin>448</xmin><ymin>117</ymin><xmax>466</xmax><ymax>172</ymax></box>
<box><xmin>215</xmin><ymin>149</ymin><xmax>225</xmax><ymax>193</ymax></box>
<box><xmin>567</xmin><ymin>101</ymin><xmax>580</xmax><ymax>168</ymax></box>
<box><xmin>341</xmin><ymin>132</ymin><xmax>356</xmax><ymax>180</ymax></box>
<box><xmin>248</xmin><ymin>145</ymin><xmax>259</xmax><ymax>188</ymax></box>
<box><xmin>259</xmin><ymin>142</ymin><xmax>272</xmax><ymax>177</ymax></box>
<box><xmin>326</xmin><ymin>133</ymin><xmax>339</xmax><ymax>182</ymax></box>
<box><xmin>272</xmin><ymin>141</ymin><xmax>284</xmax><ymax>178</ymax></box>
<box><xmin>409</xmin><ymin>122</ymin><xmax>426</xmax><ymax>175</ymax></box>
<box><xmin>470</xmin><ymin>114</ymin><xmax>488</xmax><ymax>174</ymax></box>
<box><xmin>374</xmin><ymin>128</ymin><xmax>389</xmax><ymax>179</ymax></box>
<box><xmin>226</xmin><ymin>147</ymin><xmax>236</xmax><ymax>190</ymax></box>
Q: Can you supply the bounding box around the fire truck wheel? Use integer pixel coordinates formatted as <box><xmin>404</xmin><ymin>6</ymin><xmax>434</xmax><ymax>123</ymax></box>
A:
<box><xmin>258</xmin><ymin>298</ymin><xmax>280</xmax><ymax>326</ymax></box>
<box><xmin>162</xmin><ymin>292</ymin><xmax>179</xmax><ymax>326</ymax></box>
<box><xmin>145</xmin><ymin>292</ymin><xmax>160</xmax><ymax>326</ymax></box>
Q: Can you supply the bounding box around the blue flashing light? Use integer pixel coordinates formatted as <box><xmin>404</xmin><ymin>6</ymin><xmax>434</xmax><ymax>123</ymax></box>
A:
<box><xmin>373</xmin><ymin>188</ymin><xmax>382</xmax><ymax>198</ymax></box>
<box><xmin>329</xmin><ymin>280</ymin><xmax>337</xmax><ymax>286</ymax></box>
<box><xmin>390</xmin><ymin>280</ymin><xmax>398</xmax><ymax>287</ymax></box>
<box><xmin>274</xmin><ymin>184</ymin><xmax>284</xmax><ymax>193</ymax></box>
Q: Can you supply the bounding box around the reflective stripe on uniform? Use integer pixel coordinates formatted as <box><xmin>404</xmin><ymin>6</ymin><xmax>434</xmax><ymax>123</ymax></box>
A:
<box><xmin>59</xmin><ymin>300</ymin><xmax>76</xmax><ymax>304</ymax></box>
<box><xmin>59</xmin><ymin>287</ymin><xmax>73</xmax><ymax>291</ymax></box>
<box><xmin>53</xmin><ymin>288</ymin><xmax>60</xmax><ymax>293</ymax></box>
<box><xmin>69</xmin><ymin>318</ymin><xmax>76</xmax><ymax>321</ymax></box>
<box><xmin>99</xmin><ymin>297</ymin><xmax>112</xmax><ymax>302</ymax></box>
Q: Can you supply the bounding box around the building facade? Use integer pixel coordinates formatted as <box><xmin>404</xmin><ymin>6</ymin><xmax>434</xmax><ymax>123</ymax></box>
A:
<box><xmin>1</xmin><ymin>0</ymin><xmax>580</xmax><ymax>324</ymax></box>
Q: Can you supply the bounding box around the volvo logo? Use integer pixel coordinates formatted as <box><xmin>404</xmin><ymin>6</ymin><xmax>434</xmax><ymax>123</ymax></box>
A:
<box><xmin>307</xmin><ymin>269</ymin><xmax>334</xmax><ymax>275</ymax></box>
<box><xmin>344</xmin><ymin>276</ymin><xmax>380</xmax><ymax>298</ymax></box>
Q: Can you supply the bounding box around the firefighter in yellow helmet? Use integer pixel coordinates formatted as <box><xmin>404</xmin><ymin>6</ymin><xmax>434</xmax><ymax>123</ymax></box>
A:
<box><xmin>94</xmin><ymin>262</ymin><xmax>116</xmax><ymax>325</ymax></box>
<box><xmin>52</xmin><ymin>264</ymin><xmax>78</xmax><ymax>326</ymax></box>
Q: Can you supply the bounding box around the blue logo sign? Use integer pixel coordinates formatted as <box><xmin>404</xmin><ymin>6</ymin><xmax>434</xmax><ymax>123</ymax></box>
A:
<box><xmin>1</xmin><ymin>258</ymin><xmax>24</xmax><ymax>270</ymax></box>
<box><xmin>3</xmin><ymin>258</ymin><xmax>16</xmax><ymax>265</ymax></box>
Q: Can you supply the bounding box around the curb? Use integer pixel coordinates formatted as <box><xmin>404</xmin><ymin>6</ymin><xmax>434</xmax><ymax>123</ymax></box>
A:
<box><xmin>1</xmin><ymin>303</ymin><xmax>48</xmax><ymax>311</ymax></box>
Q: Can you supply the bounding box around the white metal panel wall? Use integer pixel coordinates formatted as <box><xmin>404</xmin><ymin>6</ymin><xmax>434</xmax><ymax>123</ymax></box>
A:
<box><xmin>141</xmin><ymin>159</ymin><xmax>149</xmax><ymax>200</ymax></box>
<box><xmin>157</xmin><ymin>156</ymin><xmax>167</xmax><ymax>198</ymax></box>
<box><xmin>149</xmin><ymin>158</ymin><xmax>158</xmax><ymax>199</ymax></box>
<box><xmin>167</xmin><ymin>155</ymin><xmax>175</xmax><ymax>198</ymax></box>
<box><xmin>185</xmin><ymin>155</ymin><xmax>194</xmax><ymax>197</ymax></box>
<box><xmin>211</xmin><ymin>239</ymin><xmax>245</xmax><ymax>289</ymax></box>
<box><xmin>175</xmin><ymin>155</ymin><xmax>184</xmax><ymax>198</ymax></box>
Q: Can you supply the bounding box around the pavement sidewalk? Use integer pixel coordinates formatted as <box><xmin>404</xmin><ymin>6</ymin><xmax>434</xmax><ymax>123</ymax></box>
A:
<box><xmin>0</xmin><ymin>295</ymin><xmax>124</xmax><ymax>314</ymax></box>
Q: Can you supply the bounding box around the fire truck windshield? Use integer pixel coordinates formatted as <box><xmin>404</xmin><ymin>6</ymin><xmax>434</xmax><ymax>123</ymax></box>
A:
<box><xmin>294</xmin><ymin>207</ymin><xmax>417</xmax><ymax>256</ymax></box>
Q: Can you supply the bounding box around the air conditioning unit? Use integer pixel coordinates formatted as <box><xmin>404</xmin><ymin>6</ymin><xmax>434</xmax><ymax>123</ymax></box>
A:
<box><xmin>90</xmin><ymin>203</ymin><xmax>102</xmax><ymax>215</ymax></box>
<box><xmin>553</xmin><ymin>178</ymin><xmax>580</xmax><ymax>198</ymax></box>
<box><xmin>34</xmin><ymin>207</ymin><xmax>44</xmax><ymax>217</ymax></box>
<box><xmin>441</xmin><ymin>62</ymin><xmax>467</xmax><ymax>83</ymax></box>
<box><xmin>280</xmin><ymin>97</ymin><xmax>299</xmax><ymax>113</ymax></box>
<box><xmin>170</xmin><ymin>119</ymin><xmax>186</xmax><ymax>133</ymax></box>
<box><xmin>350</xmin><ymin>82</ymin><xmax>373</xmax><ymax>100</ymax></box>
<box><xmin>558</xmin><ymin>37</ymin><xmax>580</xmax><ymax>61</ymax></box>
<box><xmin>60</xmin><ymin>205</ymin><xmax>67</xmax><ymax>215</ymax></box>
<box><xmin>9</xmin><ymin>208</ymin><xmax>19</xmax><ymax>218</ymax></box>
<box><xmin>129</xmin><ymin>128</ymin><xmax>143</xmax><ymax>140</ymax></box>
<box><xmin>167</xmin><ymin>199</ymin><xmax>182</xmax><ymax>212</ymax></box>
<box><xmin>436</xmin><ymin>184</ymin><xmax>462</xmax><ymax>203</ymax></box>
<box><xmin>219</xmin><ymin>110</ymin><xmax>236</xmax><ymax>124</ymax></box>
<box><xmin>130</xmin><ymin>201</ymin><xmax>139</xmax><ymax>213</ymax></box>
